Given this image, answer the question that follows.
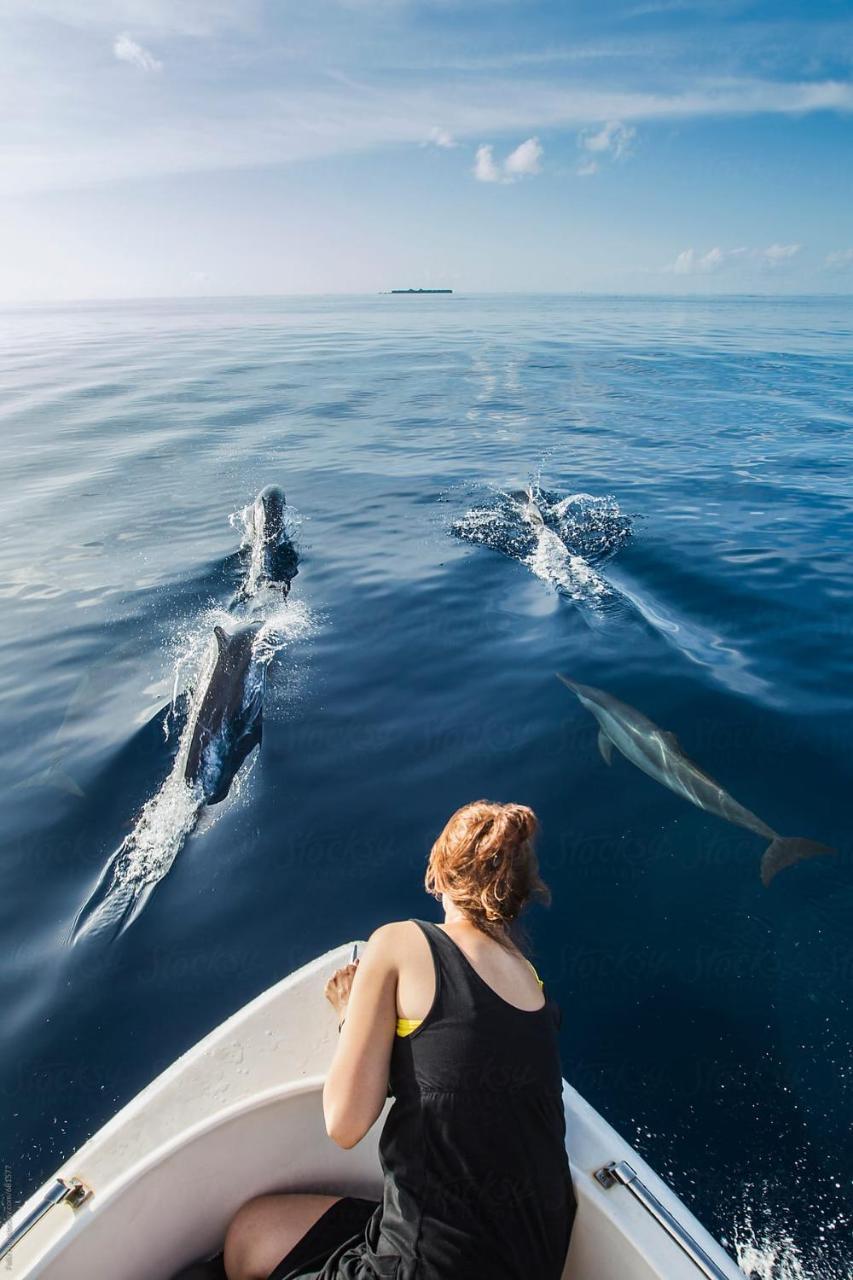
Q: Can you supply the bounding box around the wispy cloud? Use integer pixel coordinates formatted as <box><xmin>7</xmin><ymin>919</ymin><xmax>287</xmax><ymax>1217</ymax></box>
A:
<box><xmin>474</xmin><ymin>137</ymin><xmax>543</xmax><ymax>184</ymax></box>
<box><xmin>762</xmin><ymin>242</ymin><xmax>801</xmax><ymax>263</ymax></box>
<box><xmin>19</xmin><ymin>1</ymin><xmax>251</xmax><ymax>38</ymax></box>
<box><xmin>577</xmin><ymin>119</ymin><xmax>635</xmax><ymax>174</ymax></box>
<box><xmin>427</xmin><ymin>126</ymin><xmax>457</xmax><ymax>148</ymax></box>
<box><xmin>580</xmin><ymin>119</ymin><xmax>636</xmax><ymax>157</ymax></box>
<box><xmin>4</xmin><ymin>75</ymin><xmax>850</xmax><ymax>196</ymax></box>
<box><xmin>113</xmin><ymin>34</ymin><xmax>162</xmax><ymax>72</ymax></box>
<box><xmin>670</xmin><ymin>246</ymin><xmax>737</xmax><ymax>274</ymax></box>
<box><xmin>668</xmin><ymin>244</ymin><xmax>802</xmax><ymax>274</ymax></box>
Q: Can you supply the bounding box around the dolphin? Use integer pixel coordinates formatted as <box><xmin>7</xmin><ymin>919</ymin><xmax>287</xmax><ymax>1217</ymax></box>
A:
<box><xmin>184</xmin><ymin>623</ymin><xmax>265</xmax><ymax>804</ymax></box>
<box><xmin>509</xmin><ymin>485</ymin><xmax>545</xmax><ymax>531</ymax></box>
<box><xmin>252</xmin><ymin>483</ymin><xmax>286</xmax><ymax>546</ymax></box>
<box><xmin>520</xmin><ymin>485</ymin><xmax>545</xmax><ymax>531</ymax></box>
<box><xmin>557</xmin><ymin>675</ymin><xmax>835</xmax><ymax>885</ymax></box>
<box><xmin>238</xmin><ymin>484</ymin><xmax>299</xmax><ymax>600</ymax></box>
<box><xmin>72</xmin><ymin>625</ymin><xmax>266</xmax><ymax>943</ymax></box>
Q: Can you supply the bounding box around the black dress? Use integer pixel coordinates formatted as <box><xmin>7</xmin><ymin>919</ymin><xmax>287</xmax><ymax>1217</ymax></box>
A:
<box><xmin>270</xmin><ymin>919</ymin><xmax>576</xmax><ymax>1280</ymax></box>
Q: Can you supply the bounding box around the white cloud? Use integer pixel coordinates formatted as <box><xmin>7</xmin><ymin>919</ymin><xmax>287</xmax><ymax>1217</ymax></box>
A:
<box><xmin>825</xmin><ymin>248</ymin><xmax>853</xmax><ymax>270</ymax></box>
<box><xmin>427</xmin><ymin>126</ymin><xmax>456</xmax><ymax>148</ymax></box>
<box><xmin>504</xmin><ymin>136</ymin><xmax>542</xmax><ymax>176</ymax></box>
<box><xmin>473</xmin><ymin>144</ymin><xmax>501</xmax><ymax>182</ymax></box>
<box><xmin>113</xmin><ymin>33</ymin><xmax>162</xmax><ymax>72</ymax></box>
<box><xmin>668</xmin><ymin>244</ymin><xmax>801</xmax><ymax>274</ymax></box>
<box><xmin>576</xmin><ymin>119</ymin><xmax>635</xmax><ymax>175</ymax></box>
<box><xmin>671</xmin><ymin>247</ymin><xmax>725</xmax><ymax>274</ymax></box>
<box><xmin>761</xmin><ymin>242</ymin><xmax>801</xmax><ymax>263</ymax></box>
<box><xmin>580</xmin><ymin>119</ymin><xmax>636</xmax><ymax>158</ymax></box>
<box><xmin>474</xmin><ymin>137</ymin><xmax>542</xmax><ymax>184</ymax></box>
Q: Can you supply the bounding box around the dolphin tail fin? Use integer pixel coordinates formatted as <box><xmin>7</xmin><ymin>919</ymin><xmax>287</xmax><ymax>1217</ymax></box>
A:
<box><xmin>760</xmin><ymin>837</ymin><xmax>836</xmax><ymax>887</ymax></box>
<box><xmin>597</xmin><ymin>730</ymin><xmax>613</xmax><ymax>766</ymax></box>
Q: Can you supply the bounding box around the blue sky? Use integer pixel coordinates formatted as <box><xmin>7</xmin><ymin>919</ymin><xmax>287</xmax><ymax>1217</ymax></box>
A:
<box><xmin>1</xmin><ymin>0</ymin><xmax>851</xmax><ymax>299</ymax></box>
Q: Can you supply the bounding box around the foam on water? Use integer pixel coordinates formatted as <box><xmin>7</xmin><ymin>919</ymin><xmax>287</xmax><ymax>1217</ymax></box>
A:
<box><xmin>525</xmin><ymin>525</ymin><xmax>610</xmax><ymax>602</ymax></box>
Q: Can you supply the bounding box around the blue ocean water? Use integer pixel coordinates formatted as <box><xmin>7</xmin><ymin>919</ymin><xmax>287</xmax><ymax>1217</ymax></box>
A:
<box><xmin>0</xmin><ymin>294</ymin><xmax>850</xmax><ymax>1277</ymax></box>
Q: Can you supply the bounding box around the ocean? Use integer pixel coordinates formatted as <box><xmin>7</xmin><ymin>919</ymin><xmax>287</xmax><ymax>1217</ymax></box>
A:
<box><xmin>0</xmin><ymin>294</ymin><xmax>850</xmax><ymax>1277</ymax></box>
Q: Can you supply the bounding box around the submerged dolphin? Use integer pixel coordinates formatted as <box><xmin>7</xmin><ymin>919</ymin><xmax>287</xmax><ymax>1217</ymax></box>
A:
<box><xmin>238</xmin><ymin>484</ymin><xmax>299</xmax><ymax>600</ymax></box>
<box><xmin>185</xmin><ymin>623</ymin><xmax>265</xmax><ymax>804</ymax></box>
<box><xmin>557</xmin><ymin>675</ymin><xmax>834</xmax><ymax>885</ymax></box>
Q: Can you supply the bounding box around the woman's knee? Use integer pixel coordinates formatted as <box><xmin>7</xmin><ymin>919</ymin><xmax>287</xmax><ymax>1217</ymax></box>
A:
<box><xmin>223</xmin><ymin>1192</ymin><xmax>341</xmax><ymax>1280</ymax></box>
<box><xmin>224</xmin><ymin>1195</ymin><xmax>280</xmax><ymax>1280</ymax></box>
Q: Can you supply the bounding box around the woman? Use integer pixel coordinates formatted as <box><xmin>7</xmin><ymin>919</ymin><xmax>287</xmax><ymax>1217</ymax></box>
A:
<box><xmin>224</xmin><ymin>800</ymin><xmax>575</xmax><ymax>1280</ymax></box>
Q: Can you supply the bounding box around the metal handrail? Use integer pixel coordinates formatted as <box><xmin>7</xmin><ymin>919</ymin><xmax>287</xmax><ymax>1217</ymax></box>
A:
<box><xmin>595</xmin><ymin>1160</ymin><xmax>737</xmax><ymax>1280</ymax></box>
<box><xmin>0</xmin><ymin>1177</ymin><xmax>92</xmax><ymax>1265</ymax></box>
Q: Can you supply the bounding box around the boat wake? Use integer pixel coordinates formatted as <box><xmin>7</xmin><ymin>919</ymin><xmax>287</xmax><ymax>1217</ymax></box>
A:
<box><xmin>451</xmin><ymin>484</ymin><xmax>632</xmax><ymax>606</ymax></box>
<box><xmin>71</xmin><ymin>491</ymin><xmax>311</xmax><ymax>944</ymax></box>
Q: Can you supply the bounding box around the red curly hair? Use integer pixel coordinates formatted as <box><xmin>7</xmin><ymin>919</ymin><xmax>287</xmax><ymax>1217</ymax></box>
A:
<box><xmin>425</xmin><ymin>800</ymin><xmax>551</xmax><ymax>948</ymax></box>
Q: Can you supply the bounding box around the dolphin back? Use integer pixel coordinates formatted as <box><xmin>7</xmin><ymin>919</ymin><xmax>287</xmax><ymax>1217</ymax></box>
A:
<box><xmin>236</xmin><ymin>484</ymin><xmax>297</xmax><ymax>600</ymax></box>
<box><xmin>185</xmin><ymin>624</ymin><xmax>264</xmax><ymax>803</ymax></box>
<box><xmin>257</xmin><ymin>484</ymin><xmax>286</xmax><ymax>540</ymax></box>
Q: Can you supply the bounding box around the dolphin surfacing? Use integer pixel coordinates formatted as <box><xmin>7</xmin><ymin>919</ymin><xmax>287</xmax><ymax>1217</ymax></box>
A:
<box><xmin>557</xmin><ymin>674</ymin><xmax>834</xmax><ymax>885</ymax></box>
<box><xmin>519</xmin><ymin>485</ymin><xmax>545</xmax><ymax>530</ymax></box>
<box><xmin>238</xmin><ymin>484</ymin><xmax>299</xmax><ymax>601</ymax></box>
<box><xmin>185</xmin><ymin>623</ymin><xmax>265</xmax><ymax>804</ymax></box>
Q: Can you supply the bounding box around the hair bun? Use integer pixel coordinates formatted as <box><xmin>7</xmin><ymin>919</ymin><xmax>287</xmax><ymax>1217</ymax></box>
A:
<box><xmin>425</xmin><ymin>800</ymin><xmax>551</xmax><ymax>946</ymax></box>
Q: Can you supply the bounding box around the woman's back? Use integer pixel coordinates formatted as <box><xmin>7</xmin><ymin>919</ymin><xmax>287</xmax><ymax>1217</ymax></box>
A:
<box><xmin>356</xmin><ymin>919</ymin><xmax>574</xmax><ymax>1280</ymax></box>
<box><xmin>395</xmin><ymin>918</ymin><xmax>547</xmax><ymax>1025</ymax></box>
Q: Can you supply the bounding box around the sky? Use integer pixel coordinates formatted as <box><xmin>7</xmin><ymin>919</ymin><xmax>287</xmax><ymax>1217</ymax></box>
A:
<box><xmin>0</xmin><ymin>0</ymin><xmax>851</xmax><ymax>299</ymax></box>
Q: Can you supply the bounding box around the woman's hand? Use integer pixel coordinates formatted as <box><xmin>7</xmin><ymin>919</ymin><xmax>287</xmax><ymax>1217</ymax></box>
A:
<box><xmin>324</xmin><ymin>961</ymin><xmax>359</xmax><ymax>1022</ymax></box>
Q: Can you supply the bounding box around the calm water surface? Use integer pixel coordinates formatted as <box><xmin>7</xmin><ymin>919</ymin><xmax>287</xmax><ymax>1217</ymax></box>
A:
<box><xmin>0</xmin><ymin>295</ymin><xmax>850</xmax><ymax>1277</ymax></box>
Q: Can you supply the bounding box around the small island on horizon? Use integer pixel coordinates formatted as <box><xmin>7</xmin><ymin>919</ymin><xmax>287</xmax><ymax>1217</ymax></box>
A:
<box><xmin>382</xmin><ymin>288</ymin><xmax>453</xmax><ymax>294</ymax></box>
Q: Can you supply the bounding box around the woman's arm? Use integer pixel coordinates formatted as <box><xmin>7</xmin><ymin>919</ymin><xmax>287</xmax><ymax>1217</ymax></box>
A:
<box><xmin>322</xmin><ymin>923</ymin><xmax>399</xmax><ymax>1149</ymax></box>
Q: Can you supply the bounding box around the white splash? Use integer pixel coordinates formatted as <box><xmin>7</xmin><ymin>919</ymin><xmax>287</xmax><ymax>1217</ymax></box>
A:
<box><xmin>734</xmin><ymin>1210</ymin><xmax>812</xmax><ymax>1280</ymax></box>
<box><xmin>731</xmin><ymin>1191</ymin><xmax>851</xmax><ymax>1280</ymax></box>
<box><xmin>451</xmin><ymin>481</ymin><xmax>631</xmax><ymax>607</ymax></box>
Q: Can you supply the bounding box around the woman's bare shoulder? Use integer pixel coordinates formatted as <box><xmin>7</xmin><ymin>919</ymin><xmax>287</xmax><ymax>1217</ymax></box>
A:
<box><xmin>365</xmin><ymin>919</ymin><xmax>427</xmax><ymax>962</ymax></box>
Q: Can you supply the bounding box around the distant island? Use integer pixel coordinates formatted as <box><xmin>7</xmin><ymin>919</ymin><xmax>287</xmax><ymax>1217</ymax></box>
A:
<box><xmin>385</xmin><ymin>288</ymin><xmax>453</xmax><ymax>294</ymax></box>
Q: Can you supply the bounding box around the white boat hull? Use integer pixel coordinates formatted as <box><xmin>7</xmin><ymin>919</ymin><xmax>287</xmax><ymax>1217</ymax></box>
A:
<box><xmin>2</xmin><ymin>942</ymin><xmax>744</xmax><ymax>1279</ymax></box>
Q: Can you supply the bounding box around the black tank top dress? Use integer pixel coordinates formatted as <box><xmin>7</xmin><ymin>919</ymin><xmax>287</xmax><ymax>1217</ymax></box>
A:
<box><xmin>270</xmin><ymin>919</ymin><xmax>576</xmax><ymax>1280</ymax></box>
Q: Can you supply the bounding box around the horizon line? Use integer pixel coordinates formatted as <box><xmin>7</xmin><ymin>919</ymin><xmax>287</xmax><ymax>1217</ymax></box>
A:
<box><xmin>2</xmin><ymin>290</ymin><xmax>852</xmax><ymax>309</ymax></box>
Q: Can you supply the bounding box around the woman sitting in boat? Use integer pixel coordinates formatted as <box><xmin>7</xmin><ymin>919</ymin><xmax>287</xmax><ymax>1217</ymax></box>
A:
<box><xmin>193</xmin><ymin>800</ymin><xmax>576</xmax><ymax>1280</ymax></box>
